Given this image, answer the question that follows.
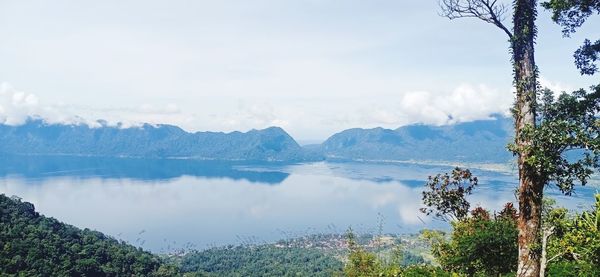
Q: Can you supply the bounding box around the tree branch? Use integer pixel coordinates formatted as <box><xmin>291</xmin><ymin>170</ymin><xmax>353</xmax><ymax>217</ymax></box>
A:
<box><xmin>547</xmin><ymin>252</ymin><xmax>563</xmax><ymax>263</ymax></box>
<box><xmin>440</xmin><ymin>0</ymin><xmax>514</xmax><ymax>39</ymax></box>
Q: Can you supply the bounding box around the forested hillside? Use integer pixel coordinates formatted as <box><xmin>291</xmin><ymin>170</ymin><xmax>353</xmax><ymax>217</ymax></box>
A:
<box><xmin>0</xmin><ymin>194</ymin><xmax>174</xmax><ymax>276</ymax></box>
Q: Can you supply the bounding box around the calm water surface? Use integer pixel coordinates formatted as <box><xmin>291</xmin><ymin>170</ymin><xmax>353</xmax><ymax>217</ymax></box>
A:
<box><xmin>0</xmin><ymin>156</ymin><xmax>596</xmax><ymax>253</ymax></box>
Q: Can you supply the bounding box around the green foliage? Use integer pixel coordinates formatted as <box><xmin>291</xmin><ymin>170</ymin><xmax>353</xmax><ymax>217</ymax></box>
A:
<box><xmin>420</xmin><ymin>168</ymin><xmax>478</xmax><ymax>221</ymax></box>
<box><xmin>420</xmin><ymin>195</ymin><xmax>600</xmax><ymax>276</ymax></box>
<box><xmin>542</xmin><ymin>0</ymin><xmax>600</xmax><ymax>34</ymax></box>
<box><xmin>574</xmin><ymin>39</ymin><xmax>600</xmax><ymax>75</ymax></box>
<box><xmin>548</xmin><ymin>194</ymin><xmax>600</xmax><ymax>267</ymax></box>
<box><xmin>510</xmin><ymin>86</ymin><xmax>600</xmax><ymax>194</ymax></box>
<box><xmin>154</xmin><ymin>264</ymin><xmax>181</xmax><ymax>277</ymax></box>
<box><xmin>399</xmin><ymin>265</ymin><xmax>455</xmax><ymax>277</ymax></box>
<box><xmin>0</xmin><ymin>194</ymin><xmax>166</xmax><ymax>276</ymax></box>
<box><xmin>179</xmin><ymin>244</ymin><xmax>342</xmax><ymax>277</ymax></box>
<box><xmin>344</xmin><ymin>229</ymin><xmax>398</xmax><ymax>277</ymax></box>
<box><xmin>345</xmin><ymin>244</ymin><xmax>389</xmax><ymax>277</ymax></box>
<box><xmin>343</xmin><ymin>250</ymin><xmax>454</xmax><ymax>277</ymax></box>
<box><xmin>420</xmin><ymin>168</ymin><xmax>518</xmax><ymax>275</ymax></box>
<box><xmin>421</xmin><ymin>191</ymin><xmax>600</xmax><ymax>276</ymax></box>
<box><xmin>546</xmin><ymin>261</ymin><xmax>600</xmax><ymax>276</ymax></box>
<box><xmin>427</xmin><ymin>208</ymin><xmax>518</xmax><ymax>276</ymax></box>
<box><xmin>542</xmin><ymin>0</ymin><xmax>600</xmax><ymax>75</ymax></box>
<box><xmin>343</xmin><ymin>229</ymin><xmax>454</xmax><ymax>277</ymax></box>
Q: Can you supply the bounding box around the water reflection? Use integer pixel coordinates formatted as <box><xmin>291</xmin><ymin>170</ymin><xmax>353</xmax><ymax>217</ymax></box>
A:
<box><xmin>0</xmin><ymin>156</ymin><xmax>596</xmax><ymax>253</ymax></box>
<box><xmin>0</xmin><ymin>155</ymin><xmax>289</xmax><ymax>184</ymax></box>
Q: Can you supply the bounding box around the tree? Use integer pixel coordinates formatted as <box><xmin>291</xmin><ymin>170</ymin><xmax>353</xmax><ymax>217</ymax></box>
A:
<box><xmin>343</xmin><ymin>228</ymin><xmax>389</xmax><ymax>277</ymax></box>
<box><xmin>538</xmin><ymin>198</ymin><xmax>562</xmax><ymax>277</ymax></box>
<box><xmin>439</xmin><ymin>0</ymin><xmax>540</xmax><ymax>274</ymax></box>
<box><xmin>426</xmin><ymin>207</ymin><xmax>519</xmax><ymax>276</ymax></box>
<box><xmin>420</xmin><ymin>169</ymin><xmax>520</xmax><ymax>276</ymax></box>
<box><xmin>539</xmin><ymin>4</ymin><xmax>600</xmax><ymax>274</ymax></box>
<box><xmin>525</xmin><ymin>84</ymin><xmax>600</xmax><ymax>276</ymax></box>
<box><xmin>420</xmin><ymin>167</ymin><xmax>479</xmax><ymax>222</ymax></box>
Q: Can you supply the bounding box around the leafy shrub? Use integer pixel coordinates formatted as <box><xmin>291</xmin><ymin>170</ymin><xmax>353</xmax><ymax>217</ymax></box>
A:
<box><xmin>426</xmin><ymin>206</ymin><xmax>518</xmax><ymax>276</ymax></box>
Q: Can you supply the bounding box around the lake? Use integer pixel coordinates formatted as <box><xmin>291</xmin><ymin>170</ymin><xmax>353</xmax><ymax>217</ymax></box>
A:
<box><xmin>0</xmin><ymin>155</ymin><xmax>597</xmax><ymax>253</ymax></box>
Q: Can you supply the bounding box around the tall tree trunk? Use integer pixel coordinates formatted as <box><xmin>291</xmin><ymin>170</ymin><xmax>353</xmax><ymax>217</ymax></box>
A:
<box><xmin>512</xmin><ymin>0</ymin><xmax>543</xmax><ymax>276</ymax></box>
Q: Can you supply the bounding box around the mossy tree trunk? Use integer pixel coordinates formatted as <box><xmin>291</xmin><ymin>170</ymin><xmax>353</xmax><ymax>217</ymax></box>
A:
<box><xmin>512</xmin><ymin>1</ymin><xmax>542</xmax><ymax>276</ymax></box>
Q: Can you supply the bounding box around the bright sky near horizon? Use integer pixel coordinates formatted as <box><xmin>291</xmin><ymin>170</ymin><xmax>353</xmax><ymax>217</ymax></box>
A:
<box><xmin>0</xmin><ymin>0</ymin><xmax>598</xmax><ymax>141</ymax></box>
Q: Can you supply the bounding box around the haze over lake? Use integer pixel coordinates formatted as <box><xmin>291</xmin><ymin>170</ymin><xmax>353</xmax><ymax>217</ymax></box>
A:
<box><xmin>0</xmin><ymin>155</ymin><xmax>596</xmax><ymax>253</ymax></box>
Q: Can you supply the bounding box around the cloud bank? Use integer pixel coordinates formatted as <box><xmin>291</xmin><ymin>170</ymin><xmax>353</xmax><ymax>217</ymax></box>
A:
<box><xmin>0</xmin><ymin>81</ymin><xmax>514</xmax><ymax>139</ymax></box>
<box><xmin>0</xmin><ymin>82</ymin><xmax>74</xmax><ymax>126</ymax></box>
<box><xmin>0</xmin><ymin>82</ymin><xmax>193</xmax><ymax>129</ymax></box>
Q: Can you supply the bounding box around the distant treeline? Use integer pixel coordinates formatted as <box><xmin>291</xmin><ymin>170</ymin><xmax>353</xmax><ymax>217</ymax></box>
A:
<box><xmin>177</xmin><ymin>245</ymin><xmax>343</xmax><ymax>277</ymax></box>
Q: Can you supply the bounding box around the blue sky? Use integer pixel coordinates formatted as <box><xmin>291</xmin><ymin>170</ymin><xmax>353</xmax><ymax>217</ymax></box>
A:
<box><xmin>0</xmin><ymin>0</ymin><xmax>598</xmax><ymax>140</ymax></box>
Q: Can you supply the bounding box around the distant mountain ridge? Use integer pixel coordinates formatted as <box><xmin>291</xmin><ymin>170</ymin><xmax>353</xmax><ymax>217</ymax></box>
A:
<box><xmin>0</xmin><ymin>119</ymin><xmax>317</xmax><ymax>162</ymax></box>
<box><xmin>0</xmin><ymin>116</ymin><xmax>514</xmax><ymax>163</ymax></box>
<box><xmin>320</xmin><ymin>115</ymin><xmax>513</xmax><ymax>163</ymax></box>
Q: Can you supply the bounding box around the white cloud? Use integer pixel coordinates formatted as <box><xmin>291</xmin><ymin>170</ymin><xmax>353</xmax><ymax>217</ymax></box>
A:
<box><xmin>0</xmin><ymin>82</ymin><xmax>195</xmax><ymax>129</ymax></box>
<box><xmin>0</xmin><ymin>82</ymin><xmax>66</xmax><ymax>125</ymax></box>
<box><xmin>539</xmin><ymin>76</ymin><xmax>573</xmax><ymax>93</ymax></box>
<box><xmin>329</xmin><ymin>83</ymin><xmax>513</xmax><ymax>131</ymax></box>
<box><xmin>138</xmin><ymin>103</ymin><xmax>181</xmax><ymax>115</ymax></box>
<box><xmin>64</xmin><ymin>104</ymin><xmax>196</xmax><ymax>130</ymax></box>
<box><xmin>400</xmin><ymin>84</ymin><xmax>513</xmax><ymax>126</ymax></box>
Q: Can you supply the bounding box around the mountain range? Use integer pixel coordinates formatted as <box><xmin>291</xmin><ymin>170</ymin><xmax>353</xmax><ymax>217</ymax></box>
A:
<box><xmin>320</xmin><ymin>115</ymin><xmax>513</xmax><ymax>163</ymax></box>
<box><xmin>0</xmin><ymin>120</ymin><xmax>315</xmax><ymax>161</ymax></box>
<box><xmin>0</xmin><ymin>116</ymin><xmax>514</xmax><ymax>163</ymax></box>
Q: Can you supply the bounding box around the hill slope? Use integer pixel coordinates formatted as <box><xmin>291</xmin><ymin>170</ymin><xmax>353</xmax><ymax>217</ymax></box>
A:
<box><xmin>0</xmin><ymin>194</ymin><xmax>174</xmax><ymax>276</ymax></box>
